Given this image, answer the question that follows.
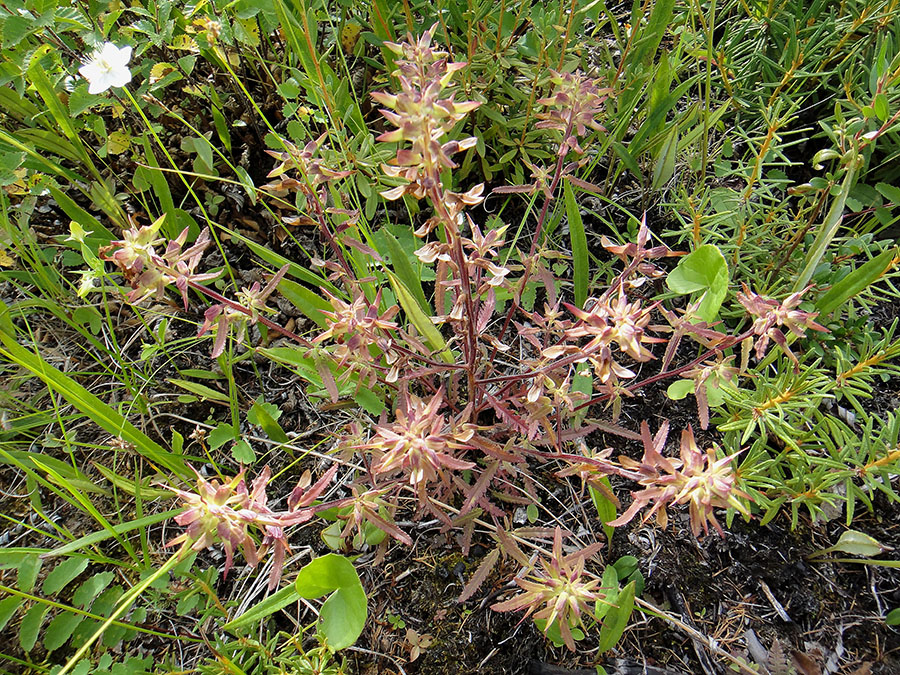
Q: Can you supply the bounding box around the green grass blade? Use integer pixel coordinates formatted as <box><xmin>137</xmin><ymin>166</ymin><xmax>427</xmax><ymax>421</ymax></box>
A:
<box><xmin>0</xmin><ymin>307</ymin><xmax>188</xmax><ymax>477</ymax></box>
<box><xmin>563</xmin><ymin>180</ymin><xmax>589</xmax><ymax>308</ymax></box>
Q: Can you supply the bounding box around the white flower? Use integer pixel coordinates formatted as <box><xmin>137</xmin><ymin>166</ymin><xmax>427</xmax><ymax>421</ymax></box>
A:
<box><xmin>79</xmin><ymin>43</ymin><xmax>132</xmax><ymax>95</ymax></box>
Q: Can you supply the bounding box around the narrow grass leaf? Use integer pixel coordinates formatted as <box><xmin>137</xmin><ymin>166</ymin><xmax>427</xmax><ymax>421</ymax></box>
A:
<box><xmin>0</xmin><ymin>318</ymin><xmax>188</xmax><ymax>477</ymax></box>
<box><xmin>563</xmin><ymin>180</ymin><xmax>589</xmax><ymax>308</ymax></box>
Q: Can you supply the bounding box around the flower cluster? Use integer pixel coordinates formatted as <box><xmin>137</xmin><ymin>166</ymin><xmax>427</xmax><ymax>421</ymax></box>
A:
<box><xmin>491</xmin><ymin>528</ymin><xmax>603</xmax><ymax>650</ymax></box>
<box><xmin>100</xmin><ymin>216</ymin><xmax>219</xmax><ymax>308</ymax></box>
<box><xmin>607</xmin><ymin>422</ymin><xmax>751</xmax><ymax>537</ymax></box>
<box><xmin>199</xmin><ymin>265</ymin><xmax>288</xmax><ymax>358</ymax></box>
<box><xmin>737</xmin><ymin>284</ymin><xmax>827</xmax><ymax>366</ymax></box>
<box><xmin>371</xmin><ymin>23</ymin><xmax>482</xmax><ymax>231</ymax></box>
<box><xmin>262</xmin><ymin>134</ymin><xmax>351</xmax><ymax>211</ymax></box>
<box><xmin>165</xmin><ymin>464</ymin><xmax>337</xmax><ymax>589</ymax></box>
<box><xmin>364</xmin><ymin>390</ymin><xmax>475</xmax><ymax>490</ymax></box>
<box><xmin>536</xmin><ymin>71</ymin><xmax>610</xmax><ymax>155</ymax></box>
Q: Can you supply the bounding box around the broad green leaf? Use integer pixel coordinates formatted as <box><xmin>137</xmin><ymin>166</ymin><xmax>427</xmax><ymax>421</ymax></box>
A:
<box><xmin>666</xmin><ymin>244</ymin><xmax>728</xmax><ymax>322</ymax></box>
<box><xmin>825</xmin><ymin>530</ymin><xmax>885</xmax><ymax>557</ymax></box>
<box><xmin>295</xmin><ymin>554</ymin><xmax>361</xmax><ymax>598</ymax></box>
<box><xmin>563</xmin><ymin>180</ymin><xmax>589</xmax><ymax>309</ymax></box>
<box><xmin>319</xmin><ymin>583</ymin><xmax>367</xmax><ymax>649</ymax></box>
<box><xmin>72</xmin><ymin>573</ymin><xmax>115</xmax><ymax>609</ymax></box>
<box><xmin>666</xmin><ymin>379</ymin><xmax>694</xmax><ymax>400</ymax></box>
<box><xmin>594</xmin><ymin>565</ymin><xmax>619</xmax><ymax>621</ymax></box>
<box><xmin>208</xmin><ymin>424</ymin><xmax>238</xmax><ymax>450</ymax></box>
<box><xmin>589</xmin><ymin>479</ymin><xmax>617</xmax><ymax>544</ymax></box>
<box><xmin>379</xmin><ymin>229</ymin><xmax>430</xmax><ymax>313</ymax></box>
<box><xmin>277</xmin><ymin>278</ymin><xmax>331</xmax><ymax>328</ymax></box>
<box><xmin>295</xmin><ymin>554</ymin><xmax>367</xmax><ymax>650</ymax></box>
<box><xmin>248</xmin><ymin>400</ymin><xmax>288</xmax><ymax>443</ymax></box>
<box><xmin>887</xmin><ymin>608</ymin><xmax>900</xmax><ymax>626</ymax></box>
<box><xmin>651</xmin><ymin>126</ymin><xmax>678</xmax><ymax>191</ymax></box>
<box><xmin>43</xmin><ymin>558</ymin><xmax>89</xmax><ymax>596</ymax></box>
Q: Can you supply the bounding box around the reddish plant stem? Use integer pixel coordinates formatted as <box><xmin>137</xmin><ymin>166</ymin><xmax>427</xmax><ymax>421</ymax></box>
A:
<box><xmin>428</xmin><ymin>187</ymin><xmax>479</xmax><ymax>406</ymax></box>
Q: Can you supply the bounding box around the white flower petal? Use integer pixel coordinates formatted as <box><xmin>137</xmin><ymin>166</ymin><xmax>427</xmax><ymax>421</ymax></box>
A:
<box><xmin>79</xmin><ymin>42</ymin><xmax>132</xmax><ymax>95</ymax></box>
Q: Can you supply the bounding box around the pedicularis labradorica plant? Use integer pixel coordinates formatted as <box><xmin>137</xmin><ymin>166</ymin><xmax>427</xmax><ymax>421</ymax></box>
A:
<box><xmin>93</xmin><ymin>24</ymin><xmax>852</xmax><ymax>652</ymax></box>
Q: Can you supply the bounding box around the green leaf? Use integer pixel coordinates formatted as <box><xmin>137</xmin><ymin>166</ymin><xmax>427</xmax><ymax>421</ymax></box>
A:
<box><xmin>665</xmin><ymin>244</ymin><xmax>728</xmax><ymax>322</ymax></box>
<box><xmin>295</xmin><ymin>554</ymin><xmax>367</xmax><ymax>650</ymax></box>
<box><xmin>816</xmin><ymin>248</ymin><xmax>896</xmax><ymax>316</ymax></box>
<box><xmin>167</xmin><ymin>378</ymin><xmax>230</xmax><ymax>403</ymax></box>
<box><xmin>295</xmin><ymin>554</ymin><xmax>361</xmax><ymax>598</ymax></box>
<box><xmin>319</xmin><ymin>583</ymin><xmax>367</xmax><ymax>650</ymax></box>
<box><xmin>594</xmin><ymin>565</ymin><xmax>619</xmax><ymax>621</ymax></box>
<box><xmin>43</xmin><ymin>558</ymin><xmax>89</xmax><ymax>596</ymax></box>
<box><xmin>597</xmin><ymin>580</ymin><xmax>635</xmax><ymax>651</ymax></box>
<box><xmin>0</xmin><ymin>314</ymin><xmax>188</xmax><ymax>476</ymax></box>
<box><xmin>610</xmin><ymin>141</ymin><xmax>642</xmax><ymax>178</ymax></box>
<box><xmin>387</xmin><ymin>272</ymin><xmax>453</xmax><ymax>364</ymax></box>
<box><xmin>651</xmin><ymin>126</ymin><xmax>678</xmax><ymax>191</ymax></box>
<box><xmin>0</xmin><ymin>596</ymin><xmax>23</xmax><ymax>632</ymax></box>
<box><xmin>19</xmin><ymin>603</ymin><xmax>50</xmax><ymax>652</ymax></box>
<box><xmin>44</xmin><ymin>611</ymin><xmax>84</xmax><ymax>652</ymax></box>
<box><xmin>223</xmin><ymin>583</ymin><xmax>301</xmax><ymax>631</ymax></box>
<box><xmin>248</xmin><ymin>400</ymin><xmax>288</xmax><ymax>443</ymax></box>
<box><xmin>886</xmin><ymin>608</ymin><xmax>900</xmax><ymax>626</ymax></box>
<box><xmin>589</xmin><ymin>480</ymin><xmax>617</xmax><ymax>544</ymax></box>
<box><xmin>72</xmin><ymin>573</ymin><xmax>115</xmax><ymax>609</ymax></box>
<box><xmin>17</xmin><ymin>554</ymin><xmax>42</xmax><ymax>593</ymax></box>
<box><xmin>874</xmin><ymin>94</ymin><xmax>890</xmax><ymax>123</ymax></box>
<box><xmin>666</xmin><ymin>379</ymin><xmax>694</xmax><ymax>400</ymax></box>
<box><xmin>208</xmin><ymin>424</ymin><xmax>237</xmax><ymax>450</ymax></box>
<box><xmin>232</xmin><ymin>439</ymin><xmax>256</xmax><ymax>464</ymax></box>
<box><xmin>43</xmin><ymin>509</ymin><xmax>181</xmax><ymax>559</ymax></box>
<box><xmin>379</xmin><ymin>229</ymin><xmax>430</xmax><ymax>313</ymax></box>
<box><xmin>563</xmin><ymin>180</ymin><xmax>589</xmax><ymax>308</ymax></box>
<box><xmin>823</xmin><ymin>530</ymin><xmax>885</xmax><ymax>557</ymax></box>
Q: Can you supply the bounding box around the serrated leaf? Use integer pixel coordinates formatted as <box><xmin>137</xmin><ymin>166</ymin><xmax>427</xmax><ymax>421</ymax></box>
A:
<box><xmin>232</xmin><ymin>439</ymin><xmax>256</xmax><ymax>463</ymax></box>
<box><xmin>42</xmin><ymin>558</ymin><xmax>89</xmax><ymax>596</ymax></box>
